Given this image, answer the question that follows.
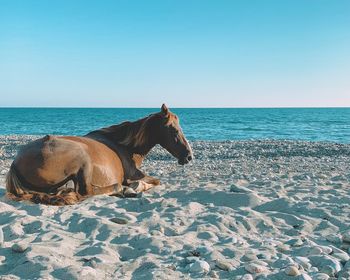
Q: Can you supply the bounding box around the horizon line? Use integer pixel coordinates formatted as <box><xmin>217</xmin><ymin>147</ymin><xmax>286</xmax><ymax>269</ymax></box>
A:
<box><xmin>0</xmin><ymin>106</ymin><xmax>349</xmax><ymax>109</ymax></box>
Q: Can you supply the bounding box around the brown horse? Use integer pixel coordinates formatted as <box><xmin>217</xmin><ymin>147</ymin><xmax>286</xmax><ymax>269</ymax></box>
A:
<box><xmin>6</xmin><ymin>104</ymin><xmax>193</xmax><ymax>205</ymax></box>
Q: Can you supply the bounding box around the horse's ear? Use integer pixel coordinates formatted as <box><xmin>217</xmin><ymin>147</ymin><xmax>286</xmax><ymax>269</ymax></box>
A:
<box><xmin>161</xmin><ymin>104</ymin><xmax>169</xmax><ymax>114</ymax></box>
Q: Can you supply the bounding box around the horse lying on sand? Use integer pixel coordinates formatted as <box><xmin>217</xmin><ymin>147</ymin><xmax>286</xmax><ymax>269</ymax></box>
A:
<box><xmin>6</xmin><ymin>104</ymin><xmax>193</xmax><ymax>205</ymax></box>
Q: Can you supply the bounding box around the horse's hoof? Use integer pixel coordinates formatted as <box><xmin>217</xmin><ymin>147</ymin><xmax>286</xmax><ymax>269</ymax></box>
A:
<box><xmin>130</xmin><ymin>181</ymin><xmax>145</xmax><ymax>193</ymax></box>
<box><xmin>123</xmin><ymin>187</ymin><xmax>138</xmax><ymax>198</ymax></box>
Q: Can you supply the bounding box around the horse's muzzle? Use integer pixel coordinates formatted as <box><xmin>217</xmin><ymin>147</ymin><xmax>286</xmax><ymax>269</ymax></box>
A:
<box><xmin>178</xmin><ymin>154</ymin><xmax>193</xmax><ymax>165</ymax></box>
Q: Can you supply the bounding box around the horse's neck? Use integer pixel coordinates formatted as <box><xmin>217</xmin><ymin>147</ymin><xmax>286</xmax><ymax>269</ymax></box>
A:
<box><xmin>87</xmin><ymin>118</ymin><xmax>156</xmax><ymax>157</ymax></box>
<box><xmin>85</xmin><ymin>120</ymin><xmax>156</xmax><ymax>181</ymax></box>
<box><xmin>126</xmin><ymin>119</ymin><xmax>155</xmax><ymax>156</ymax></box>
<box><xmin>132</xmin><ymin>153</ymin><xmax>146</xmax><ymax>169</ymax></box>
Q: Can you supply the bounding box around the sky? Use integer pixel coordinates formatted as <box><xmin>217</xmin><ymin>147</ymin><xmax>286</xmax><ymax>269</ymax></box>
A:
<box><xmin>0</xmin><ymin>0</ymin><xmax>349</xmax><ymax>107</ymax></box>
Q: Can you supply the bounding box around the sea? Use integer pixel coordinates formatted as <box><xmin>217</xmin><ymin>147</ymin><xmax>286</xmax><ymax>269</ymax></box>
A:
<box><xmin>0</xmin><ymin>108</ymin><xmax>349</xmax><ymax>143</ymax></box>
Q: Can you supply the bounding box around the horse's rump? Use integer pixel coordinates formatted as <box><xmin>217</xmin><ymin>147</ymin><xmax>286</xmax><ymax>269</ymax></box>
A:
<box><xmin>6</xmin><ymin>166</ymin><xmax>82</xmax><ymax>205</ymax></box>
<box><xmin>6</xmin><ymin>135</ymin><xmax>124</xmax><ymax>205</ymax></box>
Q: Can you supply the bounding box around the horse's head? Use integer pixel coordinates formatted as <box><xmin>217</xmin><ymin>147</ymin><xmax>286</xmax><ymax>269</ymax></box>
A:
<box><xmin>155</xmin><ymin>104</ymin><xmax>193</xmax><ymax>165</ymax></box>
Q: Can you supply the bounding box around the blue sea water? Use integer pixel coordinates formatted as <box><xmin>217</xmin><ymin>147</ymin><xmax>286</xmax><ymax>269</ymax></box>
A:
<box><xmin>0</xmin><ymin>108</ymin><xmax>349</xmax><ymax>143</ymax></box>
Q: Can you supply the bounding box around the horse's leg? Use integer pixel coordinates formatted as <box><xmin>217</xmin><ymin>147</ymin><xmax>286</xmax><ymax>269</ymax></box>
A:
<box><xmin>75</xmin><ymin>165</ymin><xmax>92</xmax><ymax>196</ymax></box>
<box><xmin>91</xmin><ymin>183</ymin><xmax>123</xmax><ymax>196</ymax></box>
<box><xmin>126</xmin><ymin>175</ymin><xmax>160</xmax><ymax>186</ymax></box>
<box><xmin>122</xmin><ymin>181</ymin><xmax>152</xmax><ymax>198</ymax></box>
<box><xmin>130</xmin><ymin>181</ymin><xmax>156</xmax><ymax>192</ymax></box>
<box><xmin>78</xmin><ymin>163</ymin><xmax>124</xmax><ymax>198</ymax></box>
<box><xmin>123</xmin><ymin>175</ymin><xmax>160</xmax><ymax>197</ymax></box>
<box><xmin>142</xmin><ymin>175</ymin><xmax>161</xmax><ymax>186</ymax></box>
<box><xmin>75</xmin><ymin>166</ymin><xmax>123</xmax><ymax>197</ymax></box>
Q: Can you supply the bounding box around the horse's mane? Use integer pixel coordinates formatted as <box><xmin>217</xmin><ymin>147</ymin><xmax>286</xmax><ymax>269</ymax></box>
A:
<box><xmin>118</xmin><ymin>117</ymin><xmax>149</xmax><ymax>148</ymax></box>
<box><xmin>86</xmin><ymin>114</ymin><xmax>155</xmax><ymax>151</ymax></box>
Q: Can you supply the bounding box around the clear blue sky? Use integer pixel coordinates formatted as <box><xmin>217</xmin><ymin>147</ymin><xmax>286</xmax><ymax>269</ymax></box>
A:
<box><xmin>0</xmin><ymin>0</ymin><xmax>349</xmax><ymax>107</ymax></box>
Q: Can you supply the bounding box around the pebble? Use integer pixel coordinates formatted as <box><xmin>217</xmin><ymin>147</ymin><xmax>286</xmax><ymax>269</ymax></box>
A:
<box><xmin>11</xmin><ymin>242</ymin><xmax>28</xmax><ymax>253</ymax></box>
<box><xmin>230</xmin><ymin>184</ymin><xmax>252</xmax><ymax>193</ymax></box>
<box><xmin>209</xmin><ymin>270</ymin><xmax>219</xmax><ymax>278</ymax></box>
<box><xmin>206</xmin><ymin>250</ymin><xmax>226</xmax><ymax>263</ymax></box>
<box><xmin>186</xmin><ymin>256</ymin><xmax>199</xmax><ymax>264</ymax></box>
<box><xmin>189</xmin><ymin>260</ymin><xmax>210</xmax><ymax>274</ymax></box>
<box><xmin>0</xmin><ymin>227</ymin><xmax>3</xmax><ymax>247</ymax></box>
<box><xmin>326</xmin><ymin>234</ymin><xmax>342</xmax><ymax>244</ymax></box>
<box><xmin>208</xmin><ymin>261</ymin><xmax>216</xmax><ymax>270</ymax></box>
<box><xmin>244</xmin><ymin>263</ymin><xmax>268</xmax><ymax>273</ymax></box>
<box><xmin>88</xmin><ymin>259</ymin><xmax>97</xmax><ymax>268</ymax></box>
<box><xmin>216</xmin><ymin>259</ymin><xmax>233</xmax><ymax>271</ymax></box>
<box><xmin>343</xmin><ymin>260</ymin><xmax>350</xmax><ymax>269</ymax></box>
<box><xmin>158</xmin><ymin>226</ymin><xmax>165</xmax><ymax>234</ymax></box>
<box><xmin>285</xmin><ymin>265</ymin><xmax>300</xmax><ymax>276</ymax></box>
<box><xmin>295</xmin><ymin>256</ymin><xmax>312</xmax><ymax>270</ymax></box>
<box><xmin>338</xmin><ymin>270</ymin><xmax>350</xmax><ymax>278</ymax></box>
<box><xmin>119</xmin><ymin>213</ymin><xmax>137</xmax><ymax>223</ymax></box>
<box><xmin>320</xmin><ymin>265</ymin><xmax>337</xmax><ymax>277</ymax></box>
<box><xmin>332</xmin><ymin>252</ymin><xmax>349</xmax><ymax>262</ymax></box>
<box><xmin>240</xmin><ymin>274</ymin><xmax>253</xmax><ymax>280</ymax></box>
<box><xmin>308</xmin><ymin>246</ymin><xmax>323</xmax><ymax>255</ymax></box>
<box><xmin>311</xmin><ymin>273</ymin><xmax>329</xmax><ymax>280</ymax></box>
<box><xmin>272</xmin><ymin>258</ymin><xmax>294</xmax><ymax>269</ymax></box>
<box><xmin>319</xmin><ymin>246</ymin><xmax>332</xmax><ymax>255</ymax></box>
<box><xmin>252</xmin><ymin>260</ymin><xmax>269</xmax><ymax>267</ymax></box>
<box><xmin>341</xmin><ymin>243</ymin><xmax>350</xmax><ymax>250</ymax></box>
<box><xmin>331</xmin><ymin>175</ymin><xmax>346</xmax><ymax>181</ymax></box>
<box><xmin>277</xmin><ymin>244</ymin><xmax>290</xmax><ymax>252</ymax></box>
<box><xmin>161</xmin><ymin>198</ymin><xmax>177</xmax><ymax>208</ymax></box>
<box><xmin>196</xmin><ymin>246</ymin><xmax>213</xmax><ymax>256</ymax></box>
<box><xmin>286</xmin><ymin>238</ymin><xmax>304</xmax><ymax>247</ymax></box>
<box><xmin>231</xmin><ymin>237</ymin><xmax>238</xmax><ymax>244</ymax></box>
<box><xmin>309</xmin><ymin>255</ymin><xmax>342</xmax><ymax>275</ymax></box>
<box><xmin>257</xmin><ymin>253</ymin><xmax>271</xmax><ymax>260</ymax></box>
<box><xmin>150</xmin><ymin>230</ymin><xmax>162</xmax><ymax>236</ymax></box>
<box><xmin>110</xmin><ymin>217</ymin><xmax>129</xmax><ymax>224</ymax></box>
<box><xmin>197</xmin><ymin>231</ymin><xmax>219</xmax><ymax>241</ymax></box>
<box><xmin>297</xmin><ymin>246</ymin><xmax>322</xmax><ymax>256</ymax></box>
<box><xmin>241</xmin><ymin>252</ymin><xmax>258</xmax><ymax>261</ymax></box>
<box><xmin>329</xmin><ymin>245</ymin><xmax>347</xmax><ymax>254</ymax></box>
<box><xmin>318</xmin><ymin>174</ymin><xmax>328</xmax><ymax>179</ymax></box>
<box><xmin>299</xmin><ymin>274</ymin><xmax>312</xmax><ymax>280</ymax></box>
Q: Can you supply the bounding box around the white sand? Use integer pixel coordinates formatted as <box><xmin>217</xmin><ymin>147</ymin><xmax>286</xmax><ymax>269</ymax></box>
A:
<box><xmin>0</xmin><ymin>136</ymin><xmax>350</xmax><ymax>279</ymax></box>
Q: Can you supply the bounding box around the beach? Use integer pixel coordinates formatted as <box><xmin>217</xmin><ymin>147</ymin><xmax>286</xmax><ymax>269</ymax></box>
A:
<box><xmin>1</xmin><ymin>135</ymin><xmax>350</xmax><ymax>279</ymax></box>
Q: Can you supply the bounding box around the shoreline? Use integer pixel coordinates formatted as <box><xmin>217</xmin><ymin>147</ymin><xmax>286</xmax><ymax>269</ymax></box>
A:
<box><xmin>0</xmin><ymin>136</ymin><xmax>350</xmax><ymax>279</ymax></box>
<box><xmin>1</xmin><ymin>134</ymin><xmax>349</xmax><ymax>144</ymax></box>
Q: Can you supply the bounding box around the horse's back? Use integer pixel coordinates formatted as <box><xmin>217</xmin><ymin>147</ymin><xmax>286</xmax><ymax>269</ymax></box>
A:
<box><xmin>13</xmin><ymin>135</ymin><xmax>87</xmax><ymax>188</ymax></box>
<box><xmin>13</xmin><ymin>135</ymin><xmax>124</xmax><ymax>189</ymax></box>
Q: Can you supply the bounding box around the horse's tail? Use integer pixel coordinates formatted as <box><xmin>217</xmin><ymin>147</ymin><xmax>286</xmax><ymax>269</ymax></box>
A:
<box><xmin>6</xmin><ymin>165</ymin><xmax>81</xmax><ymax>206</ymax></box>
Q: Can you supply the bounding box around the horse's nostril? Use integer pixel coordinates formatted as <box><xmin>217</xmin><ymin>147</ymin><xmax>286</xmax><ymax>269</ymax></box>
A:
<box><xmin>187</xmin><ymin>155</ymin><xmax>192</xmax><ymax>161</ymax></box>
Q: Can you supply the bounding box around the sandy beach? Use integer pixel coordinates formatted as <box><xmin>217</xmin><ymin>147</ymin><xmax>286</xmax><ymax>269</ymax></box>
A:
<box><xmin>0</xmin><ymin>135</ymin><xmax>350</xmax><ymax>280</ymax></box>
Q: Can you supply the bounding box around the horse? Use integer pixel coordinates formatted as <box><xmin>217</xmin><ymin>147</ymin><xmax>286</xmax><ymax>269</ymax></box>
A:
<box><xmin>6</xmin><ymin>104</ymin><xmax>193</xmax><ymax>205</ymax></box>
